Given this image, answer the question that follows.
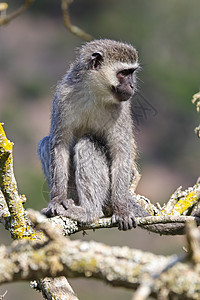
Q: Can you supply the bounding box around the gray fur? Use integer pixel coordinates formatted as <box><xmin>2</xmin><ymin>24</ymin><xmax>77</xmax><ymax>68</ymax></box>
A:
<box><xmin>38</xmin><ymin>39</ymin><xmax>149</xmax><ymax>230</ymax></box>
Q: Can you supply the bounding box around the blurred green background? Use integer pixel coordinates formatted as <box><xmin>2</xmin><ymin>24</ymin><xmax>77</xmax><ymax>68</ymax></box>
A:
<box><xmin>0</xmin><ymin>0</ymin><xmax>199</xmax><ymax>299</ymax></box>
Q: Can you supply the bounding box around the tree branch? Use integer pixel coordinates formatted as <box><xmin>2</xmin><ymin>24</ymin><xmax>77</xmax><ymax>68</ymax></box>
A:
<box><xmin>0</xmin><ymin>123</ymin><xmax>38</xmax><ymax>239</ymax></box>
<box><xmin>28</xmin><ymin>208</ymin><xmax>200</xmax><ymax>236</ymax></box>
<box><xmin>1</xmin><ymin>216</ymin><xmax>200</xmax><ymax>299</ymax></box>
<box><xmin>31</xmin><ymin>277</ymin><xmax>78</xmax><ymax>300</ymax></box>
<box><xmin>132</xmin><ymin>220</ymin><xmax>200</xmax><ymax>299</ymax></box>
<box><xmin>61</xmin><ymin>0</ymin><xmax>92</xmax><ymax>41</ymax></box>
<box><xmin>0</xmin><ymin>0</ymin><xmax>35</xmax><ymax>26</ymax></box>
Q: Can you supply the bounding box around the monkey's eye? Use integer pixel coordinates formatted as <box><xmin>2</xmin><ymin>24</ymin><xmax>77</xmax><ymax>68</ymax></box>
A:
<box><xmin>90</xmin><ymin>51</ymin><xmax>103</xmax><ymax>70</ymax></box>
<box><xmin>117</xmin><ymin>68</ymin><xmax>137</xmax><ymax>77</ymax></box>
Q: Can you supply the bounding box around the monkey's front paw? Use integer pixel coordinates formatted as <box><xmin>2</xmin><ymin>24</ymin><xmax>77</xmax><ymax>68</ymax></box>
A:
<box><xmin>111</xmin><ymin>211</ymin><xmax>137</xmax><ymax>230</ymax></box>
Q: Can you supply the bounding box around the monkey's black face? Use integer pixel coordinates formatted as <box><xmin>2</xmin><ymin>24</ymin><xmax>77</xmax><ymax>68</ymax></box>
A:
<box><xmin>111</xmin><ymin>68</ymin><xmax>136</xmax><ymax>102</ymax></box>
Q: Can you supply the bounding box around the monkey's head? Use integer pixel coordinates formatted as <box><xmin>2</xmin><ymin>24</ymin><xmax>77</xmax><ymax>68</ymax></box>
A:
<box><xmin>77</xmin><ymin>39</ymin><xmax>139</xmax><ymax>104</ymax></box>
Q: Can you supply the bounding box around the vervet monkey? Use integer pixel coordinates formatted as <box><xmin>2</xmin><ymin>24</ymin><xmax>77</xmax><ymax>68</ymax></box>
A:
<box><xmin>38</xmin><ymin>39</ymin><xmax>149</xmax><ymax>230</ymax></box>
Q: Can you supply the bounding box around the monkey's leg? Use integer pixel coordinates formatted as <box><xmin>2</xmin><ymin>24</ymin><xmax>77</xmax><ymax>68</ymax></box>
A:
<box><xmin>60</xmin><ymin>136</ymin><xmax>110</xmax><ymax>223</ymax></box>
<box><xmin>41</xmin><ymin>137</ymin><xmax>71</xmax><ymax>217</ymax></box>
<box><xmin>39</xmin><ymin>136</ymin><xmax>60</xmax><ymax>217</ymax></box>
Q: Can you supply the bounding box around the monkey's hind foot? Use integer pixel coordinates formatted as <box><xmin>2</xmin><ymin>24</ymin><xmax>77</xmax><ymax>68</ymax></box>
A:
<box><xmin>41</xmin><ymin>198</ymin><xmax>75</xmax><ymax>217</ymax></box>
<box><xmin>111</xmin><ymin>211</ymin><xmax>137</xmax><ymax>231</ymax></box>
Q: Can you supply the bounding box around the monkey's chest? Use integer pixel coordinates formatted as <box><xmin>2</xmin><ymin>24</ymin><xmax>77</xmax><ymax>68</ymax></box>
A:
<box><xmin>74</xmin><ymin>109</ymin><xmax>112</xmax><ymax>138</ymax></box>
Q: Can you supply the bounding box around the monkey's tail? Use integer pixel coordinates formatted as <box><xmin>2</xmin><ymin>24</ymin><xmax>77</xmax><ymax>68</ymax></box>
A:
<box><xmin>128</xmin><ymin>194</ymin><xmax>150</xmax><ymax>217</ymax></box>
<box><xmin>38</xmin><ymin>136</ymin><xmax>51</xmax><ymax>186</ymax></box>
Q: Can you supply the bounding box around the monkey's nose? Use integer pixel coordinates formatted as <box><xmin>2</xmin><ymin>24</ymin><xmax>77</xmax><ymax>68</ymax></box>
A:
<box><xmin>128</xmin><ymin>78</ymin><xmax>134</xmax><ymax>89</ymax></box>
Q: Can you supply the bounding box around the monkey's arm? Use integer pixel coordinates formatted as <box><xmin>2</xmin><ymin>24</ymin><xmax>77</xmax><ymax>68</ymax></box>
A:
<box><xmin>108</xmin><ymin>127</ymin><xmax>137</xmax><ymax>230</ymax></box>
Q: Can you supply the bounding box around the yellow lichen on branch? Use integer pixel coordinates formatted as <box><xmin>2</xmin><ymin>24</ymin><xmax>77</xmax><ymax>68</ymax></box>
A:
<box><xmin>159</xmin><ymin>182</ymin><xmax>200</xmax><ymax>217</ymax></box>
<box><xmin>0</xmin><ymin>123</ymin><xmax>41</xmax><ymax>239</ymax></box>
<box><xmin>171</xmin><ymin>190</ymin><xmax>200</xmax><ymax>216</ymax></box>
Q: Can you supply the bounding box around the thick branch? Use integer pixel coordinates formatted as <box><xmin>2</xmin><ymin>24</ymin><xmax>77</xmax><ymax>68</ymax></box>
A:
<box><xmin>133</xmin><ymin>220</ymin><xmax>200</xmax><ymax>299</ymax></box>
<box><xmin>0</xmin><ymin>123</ymin><xmax>40</xmax><ymax>239</ymax></box>
<box><xmin>0</xmin><ymin>224</ymin><xmax>200</xmax><ymax>299</ymax></box>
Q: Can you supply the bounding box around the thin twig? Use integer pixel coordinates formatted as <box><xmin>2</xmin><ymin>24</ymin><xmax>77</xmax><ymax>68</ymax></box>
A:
<box><xmin>61</xmin><ymin>0</ymin><xmax>92</xmax><ymax>41</ymax></box>
<box><xmin>0</xmin><ymin>0</ymin><xmax>35</xmax><ymax>26</ymax></box>
<box><xmin>31</xmin><ymin>277</ymin><xmax>79</xmax><ymax>300</ymax></box>
<box><xmin>0</xmin><ymin>290</ymin><xmax>7</xmax><ymax>300</ymax></box>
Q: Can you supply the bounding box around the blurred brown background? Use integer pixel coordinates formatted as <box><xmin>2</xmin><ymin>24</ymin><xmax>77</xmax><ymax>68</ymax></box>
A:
<box><xmin>0</xmin><ymin>0</ymin><xmax>199</xmax><ymax>299</ymax></box>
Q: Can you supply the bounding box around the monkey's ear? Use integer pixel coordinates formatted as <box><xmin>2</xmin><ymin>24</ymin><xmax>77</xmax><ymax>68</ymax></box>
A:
<box><xmin>90</xmin><ymin>52</ymin><xmax>103</xmax><ymax>70</ymax></box>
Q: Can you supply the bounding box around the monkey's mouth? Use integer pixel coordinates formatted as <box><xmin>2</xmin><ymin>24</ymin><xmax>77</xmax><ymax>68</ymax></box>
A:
<box><xmin>111</xmin><ymin>85</ymin><xmax>134</xmax><ymax>102</ymax></box>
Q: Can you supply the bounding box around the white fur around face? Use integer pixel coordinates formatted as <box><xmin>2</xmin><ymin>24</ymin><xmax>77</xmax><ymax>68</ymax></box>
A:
<box><xmin>86</xmin><ymin>61</ymin><xmax>139</xmax><ymax>105</ymax></box>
